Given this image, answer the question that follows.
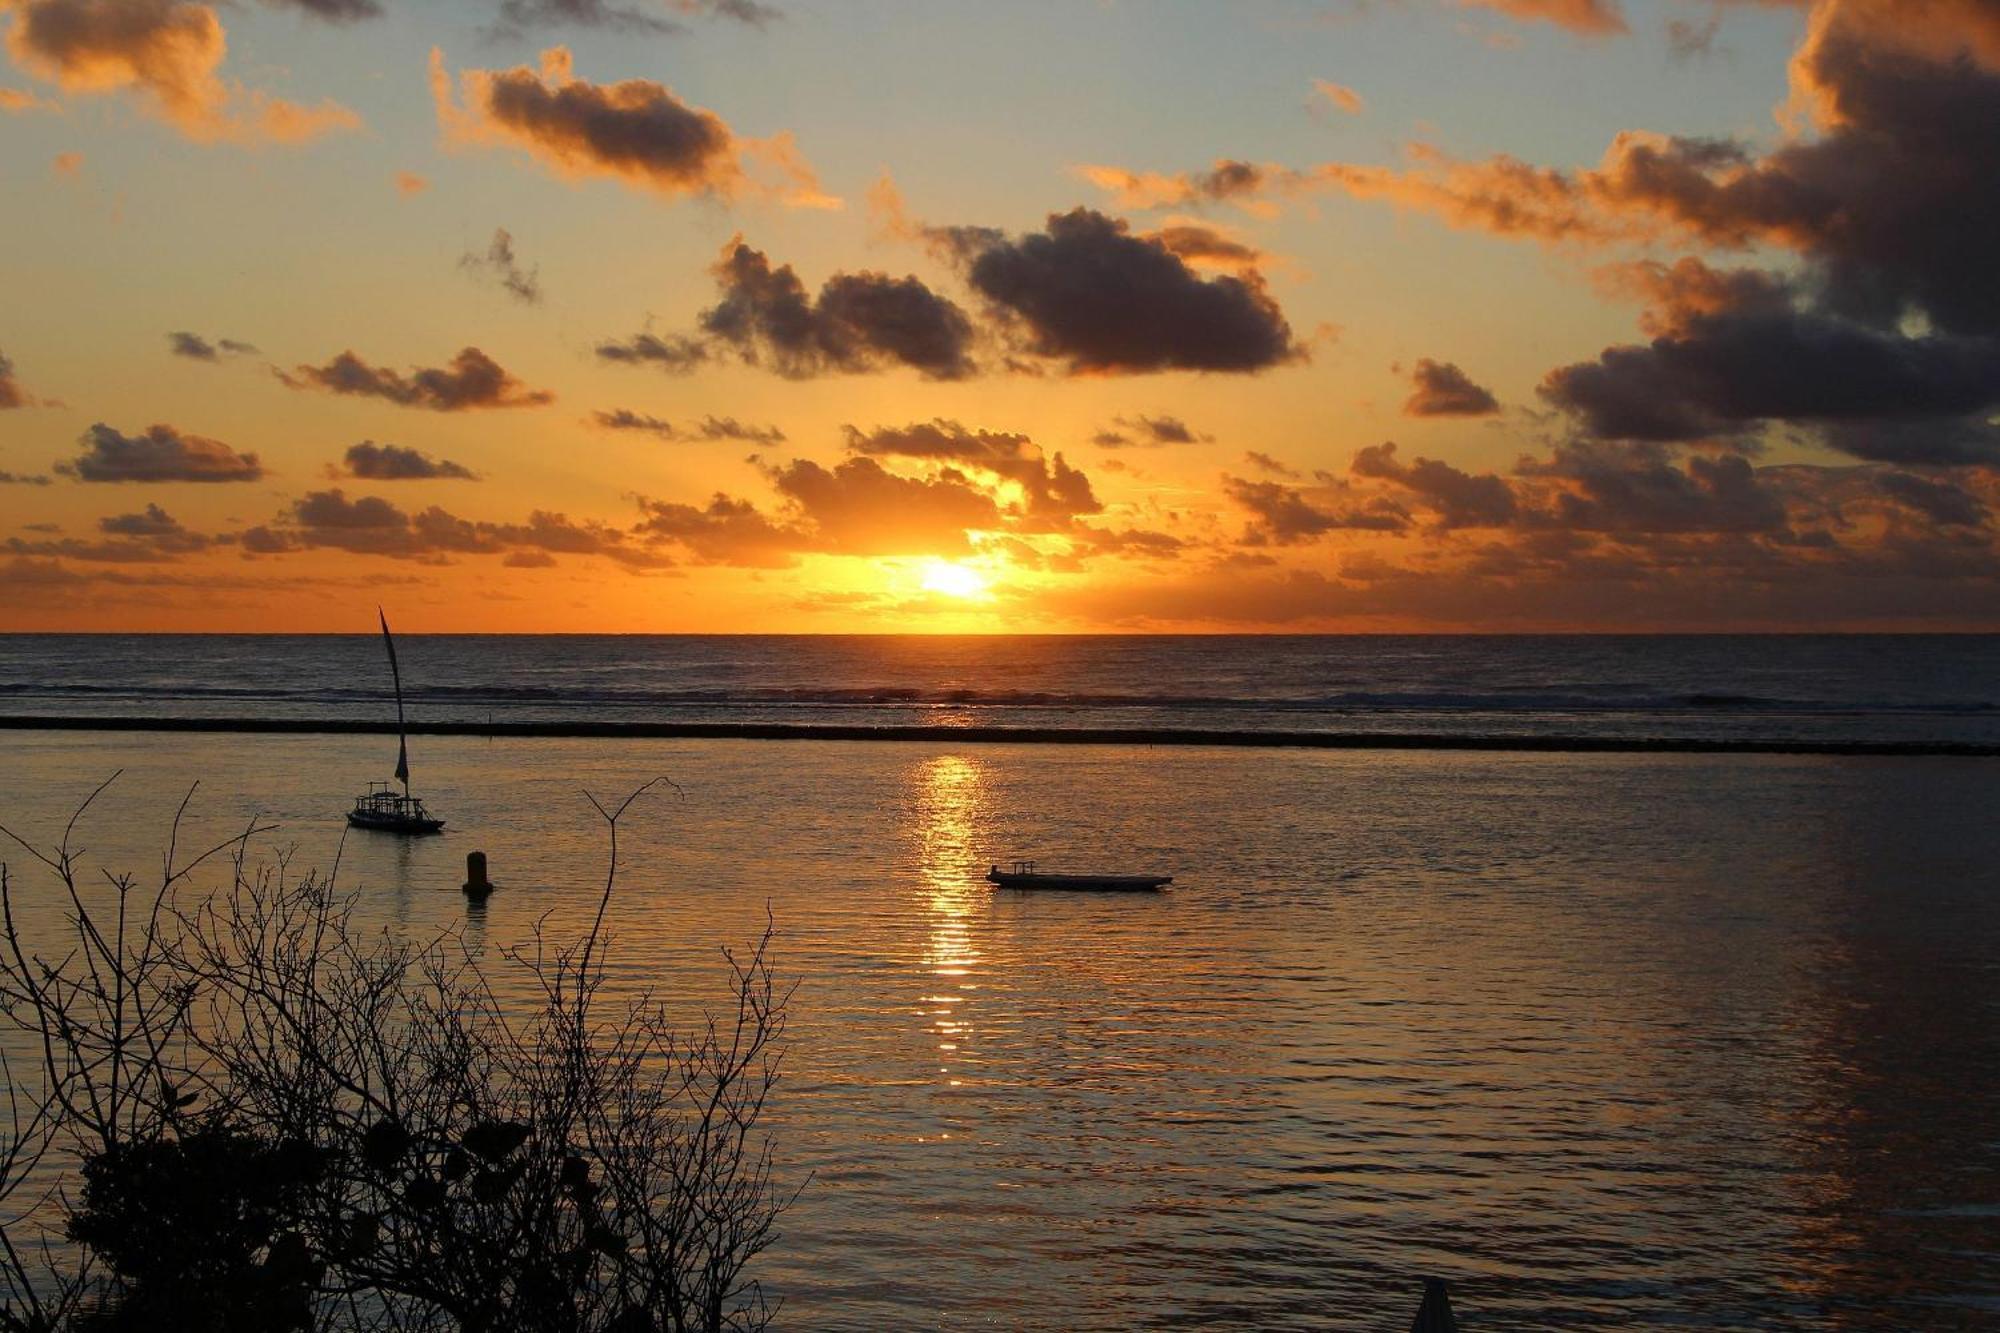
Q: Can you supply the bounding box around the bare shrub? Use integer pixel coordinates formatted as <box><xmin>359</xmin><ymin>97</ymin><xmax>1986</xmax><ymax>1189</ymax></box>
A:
<box><xmin>0</xmin><ymin>777</ymin><xmax>795</xmax><ymax>1333</ymax></box>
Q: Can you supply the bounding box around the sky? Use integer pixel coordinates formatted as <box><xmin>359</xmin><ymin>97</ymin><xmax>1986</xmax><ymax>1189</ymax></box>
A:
<box><xmin>2</xmin><ymin>0</ymin><xmax>1998</xmax><ymax>632</ymax></box>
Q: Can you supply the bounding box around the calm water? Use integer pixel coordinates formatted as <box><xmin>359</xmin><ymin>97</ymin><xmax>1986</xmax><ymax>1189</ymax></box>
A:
<box><xmin>1</xmin><ymin>728</ymin><xmax>1996</xmax><ymax>1329</ymax></box>
<box><xmin>5</xmin><ymin>634</ymin><xmax>2000</xmax><ymax>746</ymax></box>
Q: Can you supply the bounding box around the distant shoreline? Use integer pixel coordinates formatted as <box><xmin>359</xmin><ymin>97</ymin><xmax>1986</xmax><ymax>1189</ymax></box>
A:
<box><xmin>3</xmin><ymin>715</ymin><xmax>1996</xmax><ymax>757</ymax></box>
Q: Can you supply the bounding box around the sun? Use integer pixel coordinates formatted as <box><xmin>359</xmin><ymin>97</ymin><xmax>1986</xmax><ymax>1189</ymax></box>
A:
<box><xmin>919</xmin><ymin>560</ymin><xmax>991</xmax><ymax>600</ymax></box>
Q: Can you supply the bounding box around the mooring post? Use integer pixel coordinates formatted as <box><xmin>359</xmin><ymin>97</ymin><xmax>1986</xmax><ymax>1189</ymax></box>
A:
<box><xmin>463</xmin><ymin>850</ymin><xmax>494</xmax><ymax>901</ymax></box>
<box><xmin>1409</xmin><ymin>1277</ymin><xmax>1458</xmax><ymax>1332</ymax></box>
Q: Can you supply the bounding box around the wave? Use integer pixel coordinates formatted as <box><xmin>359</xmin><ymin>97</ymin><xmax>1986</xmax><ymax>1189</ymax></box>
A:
<box><xmin>1</xmin><ymin>678</ymin><xmax>1993</xmax><ymax>718</ymax></box>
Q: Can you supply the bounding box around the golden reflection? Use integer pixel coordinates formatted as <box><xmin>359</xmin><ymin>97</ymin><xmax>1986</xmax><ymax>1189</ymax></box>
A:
<box><xmin>913</xmin><ymin>754</ymin><xmax>988</xmax><ymax>1089</ymax></box>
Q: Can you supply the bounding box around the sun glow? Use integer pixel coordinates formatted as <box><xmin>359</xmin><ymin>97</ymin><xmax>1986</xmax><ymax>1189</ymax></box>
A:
<box><xmin>919</xmin><ymin>560</ymin><xmax>991</xmax><ymax>600</ymax></box>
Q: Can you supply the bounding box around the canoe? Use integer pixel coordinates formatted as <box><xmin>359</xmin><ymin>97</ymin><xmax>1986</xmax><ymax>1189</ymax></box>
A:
<box><xmin>985</xmin><ymin>865</ymin><xmax>1171</xmax><ymax>892</ymax></box>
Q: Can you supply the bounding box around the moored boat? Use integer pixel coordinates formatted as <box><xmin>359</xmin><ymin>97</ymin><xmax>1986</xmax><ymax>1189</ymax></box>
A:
<box><xmin>347</xmin><ymin>609</ymin><xmax>447</xmax><ymax>836</ymax></box>
<box><xmin>347</xmin><ymin>782</ymin><xmax>444</xmax><ymax>835</ymax></box>
<box><xmin>985</xmin><ymin>860</ymin><xmax>1172</xmax><ymax>892</ymax></box>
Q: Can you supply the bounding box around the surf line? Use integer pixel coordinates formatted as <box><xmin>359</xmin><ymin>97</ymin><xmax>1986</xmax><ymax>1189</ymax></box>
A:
<box><xmin>2</xmin><ymin>715</ymin><xmax>1997</xmax><ymax>757</ymax></box>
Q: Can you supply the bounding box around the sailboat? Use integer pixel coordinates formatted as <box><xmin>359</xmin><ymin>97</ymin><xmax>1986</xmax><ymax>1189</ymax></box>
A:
<box><xmin>346</xmin><ymin>610</ymin><xmax>445</xmax><ymax>835</ymax></box>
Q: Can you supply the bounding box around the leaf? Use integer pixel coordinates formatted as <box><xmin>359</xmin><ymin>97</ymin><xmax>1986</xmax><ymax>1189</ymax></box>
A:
<box><xmin>461</xmin><ymin>1119</ymin><xmax>531</xmax><ymax>1164</ymax></box>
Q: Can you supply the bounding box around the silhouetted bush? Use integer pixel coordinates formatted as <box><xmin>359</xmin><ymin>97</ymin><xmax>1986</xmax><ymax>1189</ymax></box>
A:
<box><xmin>0</xmin><ymin>778</ymin><xmax>794</xmax><ymax>1333</ymax></box>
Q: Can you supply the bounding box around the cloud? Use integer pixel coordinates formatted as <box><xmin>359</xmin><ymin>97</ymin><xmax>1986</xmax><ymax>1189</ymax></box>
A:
<box><xmin>1091</xmin><ymin>414</ymin><xmax>1212</xmax><ymax>447</ymax></box>
<box><xmin>1</xmin><ymin>83</ymin><xmax>54</xmax><ymax>110</ymax></box>
<box><xmin>167</xmin><ymin>330</ymin><xmax>256</xmax><ymax>360</ymax></box>
<box><xmin>1871</xmin><ymin>468</ymin><xmax>1989</xmax><ymax>528</ymax></box>
<box><xmin>0</xmin><ymin>471</ymin><xmax>52</xmax><ymax>485</ymax></box>
<box><xmin>1539</xmin><ymin>298</ymin><xmax>2000</xmax><ymax>454</ymax></box>
<box><xmin>770</xmin><ymin>455</ymin><xmax>1001</xmax><ymax>556</ymax></box>
<box><xmin>459</xmin><ymin>227</ymin><xmax>542</xmax><ymax>304</ymax></box>
<box><xmin>431</xmin><ymin>46</ymin><xmax>830</xmax><ymax>208</ymax></box>
<box><xmin>1460</xmin><ymin>0</ymin><xmax>1627</xmax><ymax>36</ymax></box>
<box><xmin>1243</xmin><ymin>450</ymin><xmax>1301</xmax><ymax>478</ymax></box>
<box><xmin>260</xmin><ymin>0</ymin><xmax>380</xmax><ymax>19</ymax></box>
<box><xmin>56</xmin><ymin>421</ymin><xmax>262</xmax><ymax>482</ymax></box>
<box><xmin>489</xmin><ymin>0</ymin><xmax>779</xmax><ymax>36</ymax></box>
<box><xmin>1403</xmin><ymin>358</ymin><xmax>1500</xmax><ymax>416</ymax></box>
<box><xmin>287</xmin><ymin>489</ymin><xmax>495</xmax><ymax>559</ymax></box>
<box><xmin>2</xmin><ymin>0</ymin><xmax>361</xmax><ymax>144</ymax></box>
<box><xmin>951</xmin><ymin>207</ymin><xmax>1302</xmax><ymax>375</ymax></box>
<box><xmin>632</xmin><ymin>493</ymin><xmax>801</xmax><ymax>566</ymax></box>
<box><xmin>3</xmin><ymin>503</ymin><xmax>222</xmax><ymax>563</ymax></box>
<box><xmin>843</xmin><ymin>418</ymin><xmax>1102</xmax><ymax>526</ymax></box>
<box><xmin>280</xmin><ymin>346</ymin><xmax>555</xmax><ymax>412</ymax></box>
<box><xmin>277</xmin><ymin>488</ymin><xmax>665</xmax><ymax>567</ymax></box>
<box><xmin>1076</xmin><ymin>159</ymin><xmax>1287</xmax><ymax>212</ymax></box>
<box><xmin>696</xmin><ymin>238</ymin><xmax>977</xmax><ymax>379</ymax></box>
<box><xmin>1311</xmin><ymin>79</ymin><xmax>1365</xmax><ymax>115</ymax></box>
<box><xmin>483</xmin><ymin>509</ymin><xmax>673</xmax><ymax>568</ymax></box>
<box><xmin>1352</xmin><ymin>441</ymin><xmax>1518</xmax><ymax>527</ymax></box>
<box><xmin>394</xmin><ymin>170</ymin><xmax>428</xmax><ymax>196</ymax></box>
<box><xmin>593</xmin><ymin>331</ymin><xmax>709</xmax><ymax>372</ymax></box>
<box><xmin>589</xmin><ymin>408</ymin><xmax>785</xmax><ymax>444</ymax></box>
<box><xmin>1143</xmin><ymin>222</ymin><xmax>1266</xmax><ymax>273</ymax></box>
<box><xmin>339</xmin><ymin>441</ymin><xmax>478</xmax><ymax>481</ymax></box>
<box><xmin>0</xmin><ymin>349</ymin><xmax>26</xmax><ymax>408</ymax></box>
<box><xmin>1521</xmin><ymin>441</ymin><xmax>1792</xmax><ymax>534</ymax></box>
<box><xmin>1223</xmin><ymin>474</ymin><xmax>1408</xmax><ymax>543</ymax></box>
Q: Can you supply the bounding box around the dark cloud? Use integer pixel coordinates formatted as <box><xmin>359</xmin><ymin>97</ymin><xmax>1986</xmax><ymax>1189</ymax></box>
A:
<box><xmin>459</xmin><ymin>228</ymin><xmax>542</xmax><ymax>304</ymax></box>
<box><xmin>1071</xmin><ymin>525</ymin><xmax>1186</xmax><ymax>560</ymax></box>
<box><xmin>432</xmin><ymin>47</ymin><xmax>824</xmax><ymax>206</ymax></box>
<box><xmin>0</xmin><ymin>471</ymin><xmax>53</xmax><ymax>486</ymax></box>
<box><xmin>1819</xmin><ymin>417</ymin><xmax>2000</xmax><ymax>467</ymax></box>
<box><xmin>491</xmin><ymin>0</ymin><xmax>685</xmax><ymax>34</ymax></box>
<box><xmin>56</xmin><ymin>422</ymin><xmax>263</xmax><ymax>482</ymax></box>
<box><xmin>260</xmin><ymin>0</ymin><xmax>383</xmax><ymax>20</ymax></box>
<box><xmin>1540</xmin><ymin>303</ymin><xmax>2000</xmax><ymax>451</ymax></box>
<box><xmin>1242</xmin><ymin>450</ymin><xmax>1301</xmax><ymax>479</ymax></box>
<box><xmin>167</xmin><ymin>330</ymin><xmax>257</xmax><ymax>361</ymax></box>
<box><xmin>4</xmin><ymin>503</ymin><xmax>224</xmax><ymax>564</ymax></box>
<box><xmin>1403</xmin><ymin>359</ymin><xmax>1500</xmax><ymax>417</ymax></box>
<box><xmin>288</xmin><ymin>489</ymin><xmax>477</xmax><ymax>559</ymax></box>
<box><xmin>340</xmin><ymin>441</ymin><xmax>478</xmax><ymax>481</ymax></box>
<box><xmin>489</xmin><ymin>0</ymin><xmax>778</xmax><ymax>35</ymax></box>
<box><xmin>280</xmin><ymin>346</ymin><xmax>554</xmax><ymax>411</ymax></box>
<box><xmin>484</xmin><ymin>510</ymin><xmax>673</xmax><ymax>568</ymax></box>
<box><xmin>1092</xmin><ymin>414</ymin><xmax>1212</xmax><ymax>448</ymax></box>
<box><xmin>280</xmin><ymin>489</ymin><xmax>661</xmax><ymax>566</ymax></box>
<box><xmin>1872</xmin><ymin>469</ymin><xmax>1989</xmax><ymax>528</ymax></box>
<box><xmin>0</xmin><ymin>350</ymin><xmax>24</xmax><ymax>408</ymax></box>
<box><xmin>1521</xmin><ymin>441</ymin><xmax>1791</xmax><ymax>535</ymax></box>
<box><xmin>1223</xmin><ymin>474</ymin><xmax>1407</xmax><ymax>544</ymax></box>
<box><xmin>844</xmin><ymin>419</ymin><xmax>1102</xmax><ymax>526</ymax></box>
<box><xmin>1352</xmin><ymin>441</ymin><xmax>1518</xmax><ymax>527</ymax></box>
<box><xmin>696</xmin><ymin>240</ymin><xmax>977</xmax><ymax>380</ymax></box>
<box><xmin>589</xmin><ymin>408</ymin><xmax>785</xmax><ymax>444</ymax></box>
<box><xmin>955</xmin><ymin>208</ymin><xmax>1301</xmax><ymax>374</ymax></box>
<box><xmin>593</xmin><ymin>332</ymin><xmax>710</xmax><ymax>372</ymax></box>
<box><xmin>633</xmin><ymin>493</ymin><xmax>802</xmax><ymax>567</ymax></box>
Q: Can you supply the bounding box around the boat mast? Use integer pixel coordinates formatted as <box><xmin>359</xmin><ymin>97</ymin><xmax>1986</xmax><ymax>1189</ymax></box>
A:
<box><xmin>378</xmin><ymin>608</ymin><xmax>411</xmax><ymax>800</ymax></box>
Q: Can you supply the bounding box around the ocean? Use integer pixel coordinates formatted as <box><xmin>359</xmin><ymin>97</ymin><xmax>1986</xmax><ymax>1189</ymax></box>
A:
<box><xmin>5</xmin><ymin>633</ymin><xmax>2000</xmax><ymax>747</ymax></box>
<box><xmin>1</xmin><ymin>636</ymin><xmax>1997</xmax><ymax>1327</ymax></box>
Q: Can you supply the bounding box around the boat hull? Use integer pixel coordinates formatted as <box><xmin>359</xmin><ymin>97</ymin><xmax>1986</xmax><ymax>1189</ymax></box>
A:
<box><xmin>986</xmin><ymin>870</ymin><xmax>1171</xmax><ymax>892</ymax></box>
<box><xmin>346</xmin><ymin>810</ymin><xmax>445</xmax><ymax>836</ymax></box>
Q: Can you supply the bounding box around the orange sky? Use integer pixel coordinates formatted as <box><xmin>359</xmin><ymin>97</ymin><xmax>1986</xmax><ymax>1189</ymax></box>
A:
<box><xmin>3</xmin><ymin>0</ymin><xmax>1999</xmax><ymax>631</ymax></box>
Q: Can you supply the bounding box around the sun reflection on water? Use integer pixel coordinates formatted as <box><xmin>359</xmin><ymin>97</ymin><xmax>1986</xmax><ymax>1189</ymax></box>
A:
<box><xmin>913</xmin><ymin>754</ymin><xmax>988</xmax><ymax>1089</ymax></box>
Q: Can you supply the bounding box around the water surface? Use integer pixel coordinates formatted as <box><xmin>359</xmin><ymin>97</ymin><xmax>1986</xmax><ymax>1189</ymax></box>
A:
<box><xmin>1</xmin><ymin>730</ymin><xmax>1996</xmax><ymax>1329</ymax></box>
